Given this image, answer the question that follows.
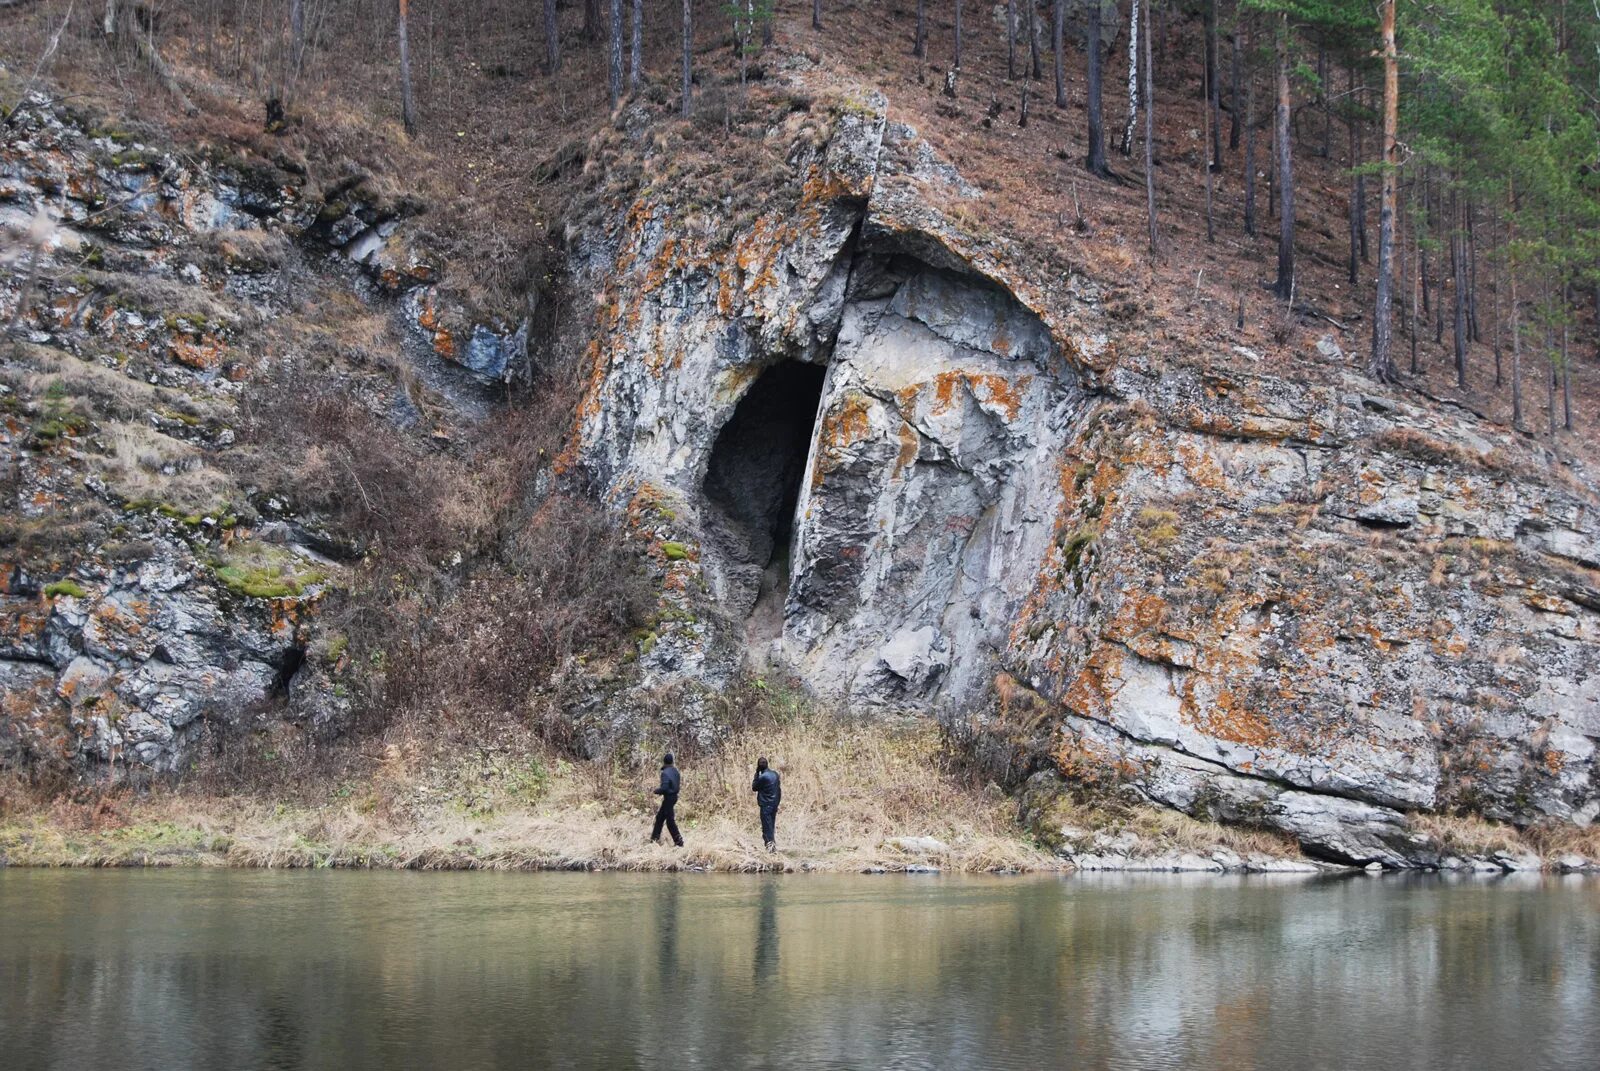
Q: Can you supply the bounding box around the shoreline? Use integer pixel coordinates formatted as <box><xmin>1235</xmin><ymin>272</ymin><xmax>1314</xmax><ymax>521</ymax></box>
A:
<box><xmin>6</xmin><ymin>724</ymin><xmax>1595</xmax><ymax>877</ymax></box>
<box><xmin>4</xmin><ymin>814</ymin><xmax>1595</xmax><ymax>876</ymax></box>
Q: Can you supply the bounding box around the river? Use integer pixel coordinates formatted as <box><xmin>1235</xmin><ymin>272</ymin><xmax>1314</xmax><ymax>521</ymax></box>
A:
<box><xmin>1</xmin><ymin>870</ymin><xmax>1596</xmax><ymax>1070</ymax></box>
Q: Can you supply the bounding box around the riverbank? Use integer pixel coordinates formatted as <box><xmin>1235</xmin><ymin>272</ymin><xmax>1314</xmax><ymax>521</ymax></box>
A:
<box><xmin>0</xmin><ymin>720</ymin><xmax>1312</xmax><ymax>873</ymax></box>
<box><xmin>7</xmin><ymin>719</ymin><xmax>1592</xmax><ymax>874</ymax></box>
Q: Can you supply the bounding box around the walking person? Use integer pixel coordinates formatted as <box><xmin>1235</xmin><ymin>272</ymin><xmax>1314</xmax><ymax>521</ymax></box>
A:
<box><xmin>752</xmin><ymin>756</ymin><xmax>781</xmax><ymax>852</ymax></box>
<box><xmin>650</xmin><ymin>752</ymin><xmax>684</xmax><ymax>847</ymax></box>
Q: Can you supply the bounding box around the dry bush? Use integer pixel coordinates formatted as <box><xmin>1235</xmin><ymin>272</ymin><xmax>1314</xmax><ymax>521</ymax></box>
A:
<box><xmin>230</xmin><ymin>360</ymin><xmax>485</xmax><ymax>564</ymax></box>
<box><xmin>368</xmin><ymin>492</ymin><xmax>655</xmax><ymax>728</ymax></box>
<box><xmin>225</xmin><ymin>355</ymin><xmax>650</xmax><ymax>748</ymax></box>
<box><xmin>1412</xmin><ymin>811</ymin><xmax>1528</xmax><ymax>858</ymax></box>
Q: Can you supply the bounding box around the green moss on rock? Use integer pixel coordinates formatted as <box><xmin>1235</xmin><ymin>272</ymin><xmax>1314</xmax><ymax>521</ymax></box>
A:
<box><xmin>212</xmin><ymin>541</ymin><xmax>328</xmax><ymax>600</ymax></box>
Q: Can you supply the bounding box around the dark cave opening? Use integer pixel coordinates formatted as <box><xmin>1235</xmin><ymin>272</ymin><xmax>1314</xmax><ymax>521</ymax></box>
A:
<box><xmin>701</xmin><ymin>360</ymin><xmax>829</xmax><ymax>617</ymax></box>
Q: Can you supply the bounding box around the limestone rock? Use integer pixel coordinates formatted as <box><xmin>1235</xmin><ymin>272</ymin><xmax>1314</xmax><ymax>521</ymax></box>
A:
<box><xmin>888</xmin><ymin>836</ymin><xmax>950</xmax><ymax>854</ymax></box>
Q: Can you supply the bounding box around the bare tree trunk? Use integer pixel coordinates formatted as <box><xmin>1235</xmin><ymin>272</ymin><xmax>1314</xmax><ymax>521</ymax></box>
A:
<box><xmin>1466</xmin><ymin>204</ymin><xmax>1480</xmax><ymax>341</ymax></box>
<box><xmin>1452</xmin><ymin>187</ymin><xmax>1468</xmax><ymax>387</ymax></box>
<box><xmin>631</xmin><ymin>0</ymin><xmax>643</xmax><ymax>88</ymax></box>
<box><xmin>1203</xmin><ymin>51</ymin><xmax>1215</xmax><ymax>242</ymax></box>
<box><xmin>914</xmin><ymin>0</ymin><xmax>926</xmax><ymax>57</ymax></box>
<box><xmin>1562</xmin><ymin>289</ymin><xmax>1573</xmax><ymax>431</ymax></box>
<box><xmin>609</xmin><ymin>0</ymin><xmax>623</xmax><ymax>107</ymax></box>
<box><xmin>1007</xmin><ymin>0</ymin><xmax>1016</xmax><ymax>78</ymax></box>
<box><xmin>1243</xmin><ymin>24</ymin><xmax>1256</xmax><ymax>237</ymax></box>
<box><xmin>545</xmin><ymin>0</ymin><xmax>561</xmax><ymax>72</ymax></box>
<box><xmin>737</xmin><ymin>0</ymin><xmax>750</xmax><ymax>85</ymax></box>
<box><xmin>585</xmin><ymin>0</ymin><xmax>599</xmax><ymax>42</ymax></box>
<box><xmin>1510</xmin><ymin>180</ymin><xmax>1523</xmax><ymax>428</ymax></box>
<box><xmin>1121</xmin><ymin>0</ymin><xmax>1139</xmax><ymax>153</ymax></box>
<box><xmin>681</xmin><ymin>0</ymin><xmax>693</xmax><ymax>117</ymax></box>
<box><xmin>1144</xmin><ymin>2</ymin><xmax>1158</xmax><ymax>254</ymax></box>
<box><xmin>1317</xmin><ymin>44</ymin><xmax>1329</xmax><ymax>157</ymax></box>
<box><xmin>1547</xmin><ymin>320</ymin><xmax>1557</xmax><ymax>435</ymax></box>
<box><xmin>1356</xmin><ymin>97</ymin><xmax>1368</xmax><ymax>262</ymax></box>
<box><xmin>1348</xmin><ymin>61</ymin><xmax>1359</xmax><ymax>285</ymax></box>
<box><xmin>398</xmin><ymin>0</ymin><xmax>417</xmax><ymax>135</ymax></box>
<box><xmin>1053</xmin><ymin>0</ymin><xmax>1066</xmax><ymax>107</ymax></box>
<box><xmin>1273</xmin><ymin>13</ymin><xmax>1293</xmax><ymax>300</ymax></box>
<box><xmin>1411</xmin><ymin>184</ymin><xmax>1422</xmax><ymax>375</ymax></box>
<box><xmin>1268</xmin><ymin>83</ymin><xmax>1276</xmax><ymax>219</ymax></box>
<box><xmin>289</xmin><ymin>0</ymin><xmax>305</xmax><ymax>92</ymax></box>
<box><xmin>1433</xmin><ymin>178</ymin><xmax>1445</xmax><ymax>345</ymax></box>
<box><xmin>1086</xmin><ymin>0</ymin><xmax>1108</xmax><ymax>176</ymax></box>
<box><xmin>813</xmin><ymin>0</ymin><xmax>822</xmax><ymax>31</ymax></box>
<box><xmin>1370</xmin><ymin>0</ymin><xmax>1398</xmax><ymax>381</ymax></box>
<box><xmin>1205</xmin><ymin>0</ymin><xmax>1222</xmax><ymax>169</ymax></box>
<box><xmin>1229</xmin><ymin>15</ymin><xmax>1241</xmax><ymax>150</ymax></box>
<box><xmin>1420</xmin><ymin>172</ymin><xmax>1431</xmax><ymax>319</ymax></box>
<box><xmin>1028</xmin><ymin>0</ymin><xmax>1041</xmax><ymax>79</ymax></box>
<box><xmin>955</xmin><ymin>0</ymin><xmax>963</xmax><ymax>69</ymax></box>
<box><xmin>1491</xmin><ymin>213</ymin><xmax>1503</xmax><ymax>386</ymax></box>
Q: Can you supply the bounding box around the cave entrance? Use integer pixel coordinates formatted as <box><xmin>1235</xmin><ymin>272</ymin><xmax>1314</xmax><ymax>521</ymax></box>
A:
<box><xmin>701</xmin><ymin>360</ymin><xmax>828</xmax><ymax>623</ymax></box>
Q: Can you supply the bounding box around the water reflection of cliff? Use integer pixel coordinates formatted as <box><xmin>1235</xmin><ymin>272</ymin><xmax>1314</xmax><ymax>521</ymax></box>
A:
<box><xmin>0</xmin><ymin>871</ymin><xmax>1596</xmax><ymax>1070</ymax></box>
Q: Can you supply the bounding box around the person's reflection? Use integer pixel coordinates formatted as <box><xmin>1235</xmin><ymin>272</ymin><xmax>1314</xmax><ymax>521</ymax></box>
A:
<box><xmin>753</xmin><ymin>879</ymin><xmax>779</xmax><ymax>988</ymax></box>
<box><xmin>656</xmin><ymin>874</ymin><xmax>681</xmax><ymax>987</ymax></box>
<box><xmin>255</xmin><ymin>996</ymin><xmax>304</xmax><ymax>1071</ymax></box>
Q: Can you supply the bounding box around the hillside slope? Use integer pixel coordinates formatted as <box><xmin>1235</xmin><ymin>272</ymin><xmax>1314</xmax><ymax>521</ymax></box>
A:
<box><xmin>1</xmin><ymin>3</ymin><xmax>1598</xmax><ymax>869</ymax></box>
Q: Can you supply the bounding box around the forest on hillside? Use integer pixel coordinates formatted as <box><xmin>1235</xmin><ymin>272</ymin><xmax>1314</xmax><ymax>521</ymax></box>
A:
<box><xmin>9</xmin><ymin>0</ymin><xmax>1596</xmax><ymax>437</ymax></box>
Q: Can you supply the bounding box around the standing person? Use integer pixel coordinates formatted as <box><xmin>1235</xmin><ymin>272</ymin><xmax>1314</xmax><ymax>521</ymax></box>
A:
<box><xmin>650</xmin><ymin>752</ymin><xmax>684</xmax><ymax>847</ymax></box>
<box><xmin>752</xmin><ymin>756</ymin><xmax>782</xmax><ymax>852</ymax></box>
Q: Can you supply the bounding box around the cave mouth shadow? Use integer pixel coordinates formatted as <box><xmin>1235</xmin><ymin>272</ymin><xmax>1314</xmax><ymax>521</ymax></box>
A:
<box><xmin>700</xmin><ymin>360</ymin><xmax>828</xmax><ymax>619</ymax></box>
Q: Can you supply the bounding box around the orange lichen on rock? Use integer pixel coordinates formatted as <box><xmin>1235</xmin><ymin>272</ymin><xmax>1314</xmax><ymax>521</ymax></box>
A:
<box><xmin>1186</xmin><ymin>685</ymin><xmax>1279</xmax><ymax>749</ymax></box>
<box><xmin>817</xmin><ymin>392</ymin><xmax>873</xmax><ymax>452</ymax></box>
<box><xmin>415</xmin><ymin>292</ymin><xmax>457</xmax><ymax>360</ymax></box>
<box><xmin>893</xmin><ymin>420</ymin><xmax>920</xmax><ymax>477</ymax></box>
<box><xmin>169</xmin><ymin>333</ymin><xmax>225</xmax><ymax>370</ymax></box>
<box><xmin>809</xmin><ymin>394</ymin><xmax>875</xmax><ymax>491</ymax></box>
<box><xmin>917</xmin><ymin>370</ymin><xmax>1030</xmax><ymax>422</ymax></box>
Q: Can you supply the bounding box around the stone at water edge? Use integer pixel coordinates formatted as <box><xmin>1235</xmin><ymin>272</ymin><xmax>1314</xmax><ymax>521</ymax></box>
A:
<box><xmin>888</xmin><ymin>836</ymin><xmax>949</xmax><ymax>854</ymax></box>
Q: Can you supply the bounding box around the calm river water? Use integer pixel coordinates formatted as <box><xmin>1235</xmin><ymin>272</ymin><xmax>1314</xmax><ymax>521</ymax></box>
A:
<box><xmin>1</xmin><ymin>870</ymin><xmax>1597</xmax><ymax>1070</ymax></box>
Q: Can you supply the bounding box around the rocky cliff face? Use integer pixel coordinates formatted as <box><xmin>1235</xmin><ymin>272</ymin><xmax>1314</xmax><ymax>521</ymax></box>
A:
<box><xmin>4</xmin><ymin>81</ymin><xmax>1597</xmax><ymax>867</ymax></box>
<box><xmin>0</xmin><ymin>96</ymin><xmax>519</xmax><ymax>776</ymax></box>
<box><xmin>571</xmin><ymin>94</ymin><xmax>1600</xmax><ymax>865</ymax></box>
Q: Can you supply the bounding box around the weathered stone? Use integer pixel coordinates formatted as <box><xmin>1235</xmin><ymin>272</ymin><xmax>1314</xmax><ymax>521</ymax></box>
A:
<box><xmin>560</xmin><ymin>88</ymin><xmax>1600</xmax><ymax>865</ymax></box>
<box><xmin>888</xmin><ymin>836</ymin><xmax>950</xmax><ymax>854</ymax></box>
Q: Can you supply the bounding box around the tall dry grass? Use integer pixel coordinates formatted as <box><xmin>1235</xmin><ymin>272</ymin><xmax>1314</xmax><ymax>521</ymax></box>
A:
<box><xmin>0</xmin><ymin>717</ymin><xmax>1060</xmax><ymax>873</ymax></box>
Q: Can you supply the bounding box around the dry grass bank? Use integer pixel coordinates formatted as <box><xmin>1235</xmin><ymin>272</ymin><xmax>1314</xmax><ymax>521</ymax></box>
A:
<box><xmin>0</xmin><ymin>720</ymin><xmax>1062</xmax><ymax>873</ymax></box>
<box><xmin>7</xmin><ymin>717</ymin><xmax>1592</xmax><ymax>872</ymax></box>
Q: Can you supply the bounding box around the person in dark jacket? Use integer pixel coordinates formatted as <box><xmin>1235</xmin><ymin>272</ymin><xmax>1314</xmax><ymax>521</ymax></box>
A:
<box><xmin>650</xmin><ymin>752</ymin><xmax>684</xmax><ymax>847</ymax></box>
<box><xmin>751</xmin><ymin>756</ymin><xmax>781</xmax><ymax>851</ymax></box>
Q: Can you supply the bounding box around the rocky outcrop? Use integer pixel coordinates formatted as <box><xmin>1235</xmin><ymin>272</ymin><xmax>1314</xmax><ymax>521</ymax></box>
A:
<box><xmin>4</xmin><ymin>80</ymin><xmax>1596</xmax><ymax>867</ymax></box>
<box><xmin>571</xmin><ymin>91</ymin><xmax>1600</xmax><ymax>865</ymax></box>
<box><xmin>0</xmin><ymin>97</ymin><xmax>509</xmax><ymax>777</ymax></box>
